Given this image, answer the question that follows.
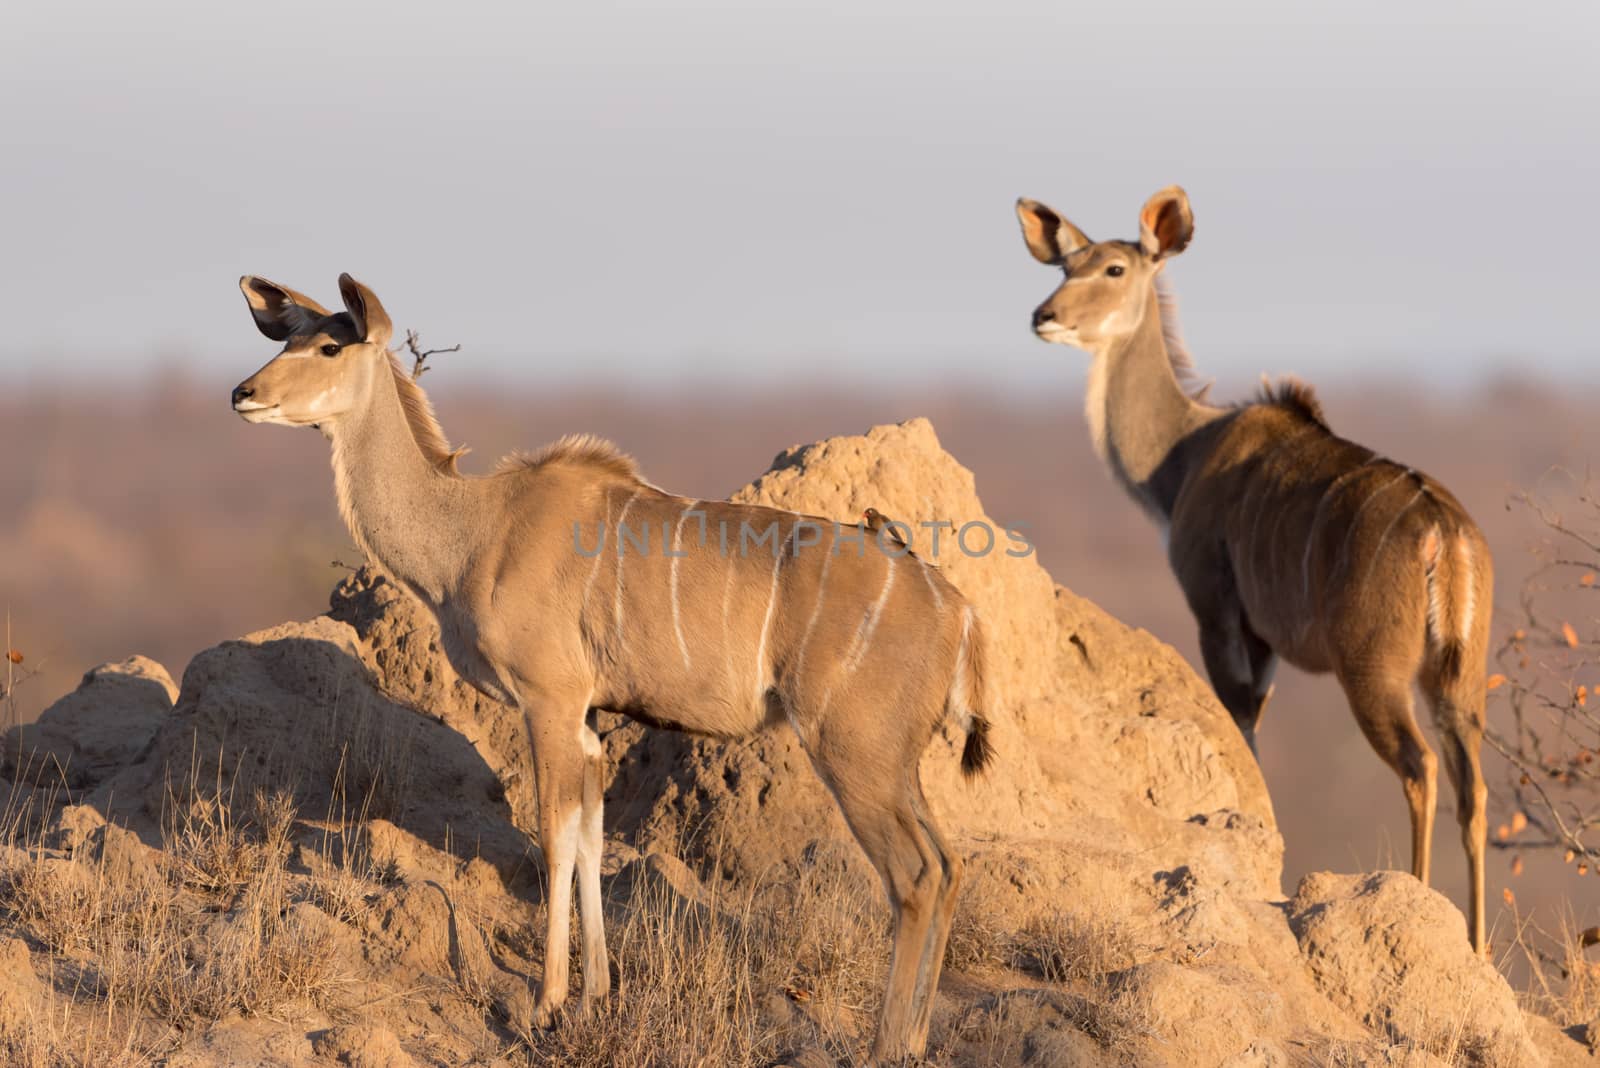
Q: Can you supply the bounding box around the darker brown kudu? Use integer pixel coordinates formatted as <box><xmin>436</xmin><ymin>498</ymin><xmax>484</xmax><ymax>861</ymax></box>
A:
<box><xmin>1016</xmin><ymin>187</ymin><xmax>1493</xmax><ymax>954</ymax></box>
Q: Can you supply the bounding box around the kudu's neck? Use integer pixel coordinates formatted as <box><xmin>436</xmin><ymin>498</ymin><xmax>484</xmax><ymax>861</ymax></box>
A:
<box><xmin>328</xmin><ymin>367</ymin><xmax>477</xmax><ymax>605</ymax></box>
<box><xmin>1090</xmin><ymin>287</ymin><xmax>1222</xmax><ymax>522</ymax></box>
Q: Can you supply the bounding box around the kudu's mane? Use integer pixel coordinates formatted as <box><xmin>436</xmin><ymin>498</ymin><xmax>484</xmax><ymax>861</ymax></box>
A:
<box><xmin>1155</xmin><ymin>276</ymin><xmax>1329</xmax><ymax>428</ymax></box>
<box><xmin>493</xmin><ymin>433</ymin><xmax>642</xmax><ymax>481</ymax></box>
<box><xmin>1253</xmin><ymin>376</ymin><xmax>1329</xmax><ymax>429</ymax></box>
<box><xmin>385</xmin><ymin>355</ymin><xmax>641</xmax><ymax>482</ymax></box>
<box><xmin>1153</xmin><ymin>274</ymin><xmax>1199</xmax><ymax>390</ymax></box>
<box><xmin>388</xmin><ymin>356</ymin><xmax>469</xmax><ymax>475</ymax></box>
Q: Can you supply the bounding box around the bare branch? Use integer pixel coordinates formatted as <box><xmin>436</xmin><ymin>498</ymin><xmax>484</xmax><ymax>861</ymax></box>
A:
<box><xmin>1487</xmin><ymin>473</ymin><xmax>1600</xmax><ymax>872</ymax></box>
<box><xmin>403</xmin><ymin>329</ymin><xmax>462</xmax><ymax>381</ymax></box>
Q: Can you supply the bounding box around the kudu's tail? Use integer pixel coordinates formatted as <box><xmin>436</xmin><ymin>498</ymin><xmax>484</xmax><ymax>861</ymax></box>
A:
<box><xmin>948</xmin><ymin>605</ymin><xmax>994</xmax><ymax>778</ymax></box>
<box><xmin>1422</xmin><ymin>524</ymin><xmax>1488</xmax><ymax>707</ymax></box>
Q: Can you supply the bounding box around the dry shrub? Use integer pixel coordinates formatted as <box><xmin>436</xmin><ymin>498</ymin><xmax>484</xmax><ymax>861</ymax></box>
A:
<box><xmin>0</xmin><ymin>994</ymin><xmax>163</xmax><ymax>1068</ymax></box>
<box><xmin>943</xmin><ymin>882</ymin><xmax>1013</xmax><ymax>973</ymax></box>
<box><xmin>1490</xmin><ymin>474</ymin><xmax>1600</xmax><ymax>869</ymax></box>
<box><xmin>765</xmin><ymin>846</ymin><xmax>888</xmax><ymax>1028</ymax></box>
<box><xmin>930</xmin><ymin>988</ymin><xmax>1037</xmax><ymax>1063</ymax></box>
<box><xmin>526</xmin><ymin>845</ymin><xmax>887</xmax><ymax>1068</ymax></box>
<box><xmin>931</xmin><ymin>982</ymin><xmax>1156</xmax><ymax>1065</ymax></box>
<box><xmin>1505</xmin><ymin>900</ymin><xmax>1600</xmax><ymax>1031</ymax></box>
<box><xmin>299</xmin><ymin>750</ymin><xmax>395</xmax><ymax>927</ymax></box>
<box><xmin>164</xmin><ymin>775</ymin><xmax>290</xmax><ymax>896</ymax></box>
<box><xmin>935</xmin><ymin>877</ymin><xmax>1154</xmax><ymax>1061</ymax></box>
<box><xmin>1315</xmin><ymin>1039</ymin><xmax>1462</xmax><ymax>1067</ymax></box>
<box><xmin>320</xmin><ymin>686</ymin><xmax>422</xmax><ymax>824</ymax></box>
<box><xmin>529</xmin><ymin>874</ymin><xmax>774</xmax><ymax>1067</ymax></box>
<box><xmin>941</xmin><ymin>865</ymin><xmax>1139</xmax><ymax>986</ymax></box>
<box><xmin>1547</xmin><ymin>921</ymin><xmax>1600</xmax><ymax>1025</ymax></box>
<box><xmin>0</xmin><ymin>770</ymin><xmax>361</xmax><ymax>1063</ymax></box>
<box><xmin>1011</xmin><ymin>907</ymin><xmax>1138</xmax><ymax>986</ymax></box>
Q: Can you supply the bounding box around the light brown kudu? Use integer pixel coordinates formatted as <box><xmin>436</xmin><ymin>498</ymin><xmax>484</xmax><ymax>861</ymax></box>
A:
<box><xmin>1015</xmin><ymin>188</ymin><xmax>1493</xmax><ymax>953</ymax></box>
<box><xmin>231</xmin><ymin>273</ymin><xmax>992</xmax><ymax>1061</ymax></box>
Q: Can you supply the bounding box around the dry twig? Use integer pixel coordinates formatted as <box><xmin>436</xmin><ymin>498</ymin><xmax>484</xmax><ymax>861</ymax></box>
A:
<box><xmin>1486</xmin><ymin>468</ymin><xmax>1600</xmax><ymax>870</ymax></box>
<box><xmin>403</xmin><ymin>329</ymin><xmax>461</xmax><ymax>381</ymax></box>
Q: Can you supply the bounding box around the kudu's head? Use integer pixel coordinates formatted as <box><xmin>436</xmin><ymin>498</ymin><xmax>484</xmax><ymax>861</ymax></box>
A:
<box><xmin>232</xmin><ymin>274</ymin><xmax>393</xmax><ymax>429</ymax></box>
<box><xmin>1015</xmin><ymin>186</ymin><xmax>1193</xmax><ymax>357</ymax></box>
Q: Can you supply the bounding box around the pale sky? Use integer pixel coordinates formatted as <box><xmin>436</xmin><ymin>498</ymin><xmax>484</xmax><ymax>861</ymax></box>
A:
<box><xmin>3</xmin><ymin>0</ymin><xmax>1596</xmax><ymax>390</ymax></box>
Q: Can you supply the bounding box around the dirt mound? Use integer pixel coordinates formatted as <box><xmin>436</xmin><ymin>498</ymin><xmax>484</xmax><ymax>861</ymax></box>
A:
<box><xmin>1290</xmin><ymin>871</ymin><xmax>1542</xmax><ymax>1064</ymax></box>
<box><xmin>1</xmin><ymin>418</ymin><xmax>1587</xmax><ymax>1066</ymax></box>
<box><xmin>2</xmin><ymin>654</ymin><xmax>175</xmax><ymax>790</ymax></box>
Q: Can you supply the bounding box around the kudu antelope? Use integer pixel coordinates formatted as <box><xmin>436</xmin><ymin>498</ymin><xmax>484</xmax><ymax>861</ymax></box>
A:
<box><xmin>1015</xmin><ymin>188</ymin><xmax>1493</xmax><ymax>953</ymax></box>
<box><xmin>231</xmin><ymin>274</ymin><xmax>992</xmax><ymax>1060</ymax></box>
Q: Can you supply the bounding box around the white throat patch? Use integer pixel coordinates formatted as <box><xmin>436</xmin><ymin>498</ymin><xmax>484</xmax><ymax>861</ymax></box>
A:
<box><xmin>1084</xmin><ymin>350</ymin><xmax>1111</xmax><ymax>463</ymax></box>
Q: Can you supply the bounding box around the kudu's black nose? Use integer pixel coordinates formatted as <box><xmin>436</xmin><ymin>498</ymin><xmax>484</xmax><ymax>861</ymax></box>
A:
<box><xmin>1032</xmin><ymin>306</ymin><xmax>1055</xmax><ymax>328</ymax></box>
<box><xmin>231</xmin><ymin>384</ymin><xmax>254</xmax><ymax>407</ymax></box>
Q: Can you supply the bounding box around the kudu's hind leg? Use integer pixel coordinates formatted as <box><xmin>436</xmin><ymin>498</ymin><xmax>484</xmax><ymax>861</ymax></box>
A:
<box><xmin>828</xmin><ymin>772</ymin><xmax>951</xmax><ymax>1063</ymax></box>
<box><xmin>1340</xmin><ymin>672</ymin><xmax>1438</xmax><ymax>885</ymax></box>
<box><xmin>907</xmin><ymin>783</ymin><xmax>962</xmax><ymax>1046</ymax></box>
<box><xmin>1425</xmin><ymin>687</ymin><xmax>1489</xmax><ymax>954</ymax></box>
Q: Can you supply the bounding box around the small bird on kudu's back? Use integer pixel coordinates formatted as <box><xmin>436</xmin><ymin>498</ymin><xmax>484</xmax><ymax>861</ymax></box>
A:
<box><xmin>863</xmin><ymin>508</ymin><xmax>909</xmax><ymax>550</ymax></box>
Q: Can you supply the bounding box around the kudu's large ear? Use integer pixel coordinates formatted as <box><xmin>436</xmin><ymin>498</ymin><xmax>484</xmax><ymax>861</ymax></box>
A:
<box><xmin>1016</xmin><ymin>198</ymin><xmax>1092</xmax><ymax>264</ymax></box>
<box><xmin>239</xmin><ymin>276</ymin><xmax>331</xmax><ymax>341</ymax></box>
<box><xmin>338</xmin><ymin>273</ymin><xmax>393</xmax><ymax>349</ymax></box>
<box><xmin>1138</xmin><ymin>186</ymin><xmax>1194</xmax><ymax>260</ymax></box>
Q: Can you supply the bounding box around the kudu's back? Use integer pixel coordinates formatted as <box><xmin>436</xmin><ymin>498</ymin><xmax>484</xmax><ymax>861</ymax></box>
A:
<box><xmin>483</xmin><ymin>453</ymin><xmax>991</xmax><ymax>764</ymax></box>
<box><xmin>1173</xmin><ymin>387</ymin><xmax>1493</xmax><ymax>685</ymax></box>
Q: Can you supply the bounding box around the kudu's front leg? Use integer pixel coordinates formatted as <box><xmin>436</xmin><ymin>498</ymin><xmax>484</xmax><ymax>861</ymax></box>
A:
<box><xmin>1196</xmin><ymin>607</ymin><xmax>1276</xmax><ymax>758</ymax></box>
<box><xmin>524</xmin><ymin>697</ymin><xmax>602</xmax><ymax>1029</ymax></box>
<box><xmin>575</xmin><ymin>715</ymin><xmax>610</xmax><ymax>1014</ymax></box>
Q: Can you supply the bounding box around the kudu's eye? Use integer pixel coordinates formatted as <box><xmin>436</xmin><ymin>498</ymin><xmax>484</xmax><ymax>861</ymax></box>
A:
<box><xmin>1106</xmin><ymin>264</ymin><xmax>1126</xmax><ymax>277</ymax></box>
<box><xmin>320</xmin><ymin>343</ymin><xmax>341</xmax><ymax>357</ymax></box>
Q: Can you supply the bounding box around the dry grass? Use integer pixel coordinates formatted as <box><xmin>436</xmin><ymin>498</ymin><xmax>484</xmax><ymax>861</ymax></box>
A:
<box><xmin>1009</xmin><ymin>907</ymin><xmax>1138</xmax><ymax>986</ymax></box>
<box><xmin>5</xmin><ymin>752</ymin><xmax>1173</xmax><ymax>1068</ymax></box>
<box><xmin>524</xmin><ymin>844</ymin><xmax>887</xmax><ymax>1068</ymax></box>
<box><xmin>943</xmin><ymin>869</ymin><xmax>1140</xmax><ymax>987</ymax></box>
<box><xmin>931</xmin><ymin>981</ymin><xmax>1156</xmax><ymax>1065</ymax></box>
<box><xmin>933</xmin><ymin>875</ymin><xmax>1157</xmax><ymax>1062</ymax></box>
<box><xmin>943</xmin><ymin>881</ymin><xmax>1013</xmax><ymax>974</ymax></box>
<box><xmin>6</xmin><ymin>766</ymin><xmax>905</xmax><ymax>1068</ymax></box>
<box><xmin>1504</xmin><ymin>900</ymin><xmax>1600</xmax><ymax>1032</ymax></box>
<box><xmin>318</xmin><ymin>685</ymin><xmax>424</xmax><ymax>824</ymax></box>
<box><xmin>302</xmin><ymin>748</ymin><xmax>399</xmax><ymax>926</ymax></box>
<box><xmin>0</xmin><ymin>995</ymin><xmax>163</xmax><ymax>1068</ymax></box>
<box><xmin>0</xmin><ymin>755</ymin><xmax>386</xmax><ymax>1065</ymax></box>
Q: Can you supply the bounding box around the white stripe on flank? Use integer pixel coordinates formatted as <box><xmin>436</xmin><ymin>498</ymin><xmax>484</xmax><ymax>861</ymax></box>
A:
<box><xmin>846</xmin><ymin>558</ymin><xmax>897</xmax><ymax>672</ymax></box>
<box><xmin>793</xmin><ymin>552</ymin><xmax>834</xmax><ymax>680</ymax></box>
<box><xmin>580</xmin><ymin>492</ymin><xmax>615</xmax><ymax>615</ymax></box>
<box><xmin>1457</xmin><ymin>539</ymin><xmax>1475</xmax><ymax>639</ymax></box>
<box><xmin>919</xmin><ymin>560</ymin><xmax>944</xmax><ymax>611</ymax></box>
<box><xmin>1330</xmin><ymin>469</ymin><xmax>1412</xmax><ymax>585</ymax></box>
<box><xmin>612</xmin><ymin>491</ymin><xmax>640</xmax><ymax>646</ymax></box>
<box><xmin>1301</xmin><ymin>459</ymin><xmax>1375</xmax><ymax>612</ymax></box>
<box><xmin>1236</xmin><ymin>427</ymin><xmax>1319</xmax><ymax>600</ymax></box>
<box><xmin>753</xmin><ymin>550</ymin><xmax>783</xmax><ymax>703</ymax></box>
<box><xmin>948</xmin><ymin>606</ymin><xmax>973</xmax><ymax>719</ymax></box>
<box><xmin>669</xmin><ymin>500</ymin><xmax>698</xmax><ymax>670</ymax></box>
<box><xmin>1361</xmin><ymin>489</ymin><xmax>1424</xmax><ymax>589</ymax></box>
<box><xmin>1423</xmin><ymin>526</ymin><xmax>1444</xmax><ymax>647</ymax></box>
<box><xmin>721</xmin><ymin>551</ymin><xmax>738</xmax><ymax>687</ymax></box>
